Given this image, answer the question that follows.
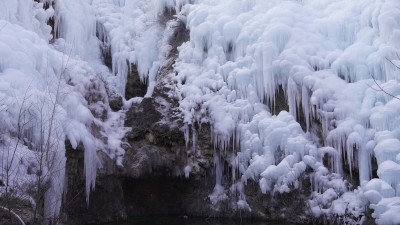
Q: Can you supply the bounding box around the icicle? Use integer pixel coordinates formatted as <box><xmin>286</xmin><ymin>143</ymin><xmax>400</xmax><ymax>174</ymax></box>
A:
<box><xmin>261</xmin><ymin>43</ymin><xmax>278</xmax><ymax>105</ymax></box>
<box><xmin>43</xmin><ymin>150</ymin><xmax>66</xmax><ymax>222</ymax></box>
<box><xmin>302</xmin><ymin>86</ymin><xmax>311</xmax><ymax>131</ymax></box>
<box><xmin>54</xmin><ymin>0</ymin><xmax>97</xmax><ymax>57</ymax></box>
<box><xmin>184</xmin><ymin>124</ymin><xmax>190</xmax><ymax>149</ymax></box>
<box><xmin>112</xmin><ymin>53</ymin><xmax>129</xmax><ymax>96</ymax></box>
<box><xmin>346</xmin><ymin>132</ymin><xmax>362</xmax><ymax>180</ymax></box>
<box><xmin>83</xmin><ymin>137</ymin><xmax>98</xmax><ymax>205</ymax></box>
<box><xmin>184</xmin><ymin>165</ymin><xmax>192</xmax><ymax>178</ymax></box>
<box><xmin>215</xmin><ymin>153</ymin><xmax>223</xmax><ymax>187</ymax></box>
<box><xmin>209</xmin><ymin>152</ymin><xmax>228</xmax><ymax>206</ymax></box>
<box><xmin>287</xmin><ymin>78</ymin><xmax>300</xmax><ymax>119</ymax></box>
<box><xmin>152</xmin><ymin>0</ymin><xmax>175</xmax><ymax>17</ymax></box>
<box><xmin>358</xmin><ymin>146</ymin><xmax>371</xmax><ymax>183</ymax></box>
<box><xmin>191</xmin><ymin>123</ymin><xmax>197</xmax><ymax>154</ymax></box>
<box><xmin>113</xmin><ymin>0</ymin><xmax>125</xmax><ymax>7</ymax></box>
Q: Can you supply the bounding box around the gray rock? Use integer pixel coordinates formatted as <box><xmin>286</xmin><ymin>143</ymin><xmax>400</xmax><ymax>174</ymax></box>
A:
<box><xmin>109</xmin><ymin>94</ymin><xmax>123</xmax><ymax>111</ymax></box>
<box><xmin>64</xmin><ymin>140</ymin><xmax>127</xmax><ymax>225</ymax></box>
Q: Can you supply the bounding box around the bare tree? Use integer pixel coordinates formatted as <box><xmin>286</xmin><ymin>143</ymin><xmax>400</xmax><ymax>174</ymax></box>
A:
<box><xmin>0</xmin><ymin>87</ymin><xmax>33</xmax><ymax>221</ymax></box>
<box><xmin>30</xmin><ymin>53</ymin><xmax>70</xmax><ymax>224</ymax></box>
<box><xmin>0</xmin><ymin>50</ymin><xmax>71</xmax><ymax>224</ymax></box>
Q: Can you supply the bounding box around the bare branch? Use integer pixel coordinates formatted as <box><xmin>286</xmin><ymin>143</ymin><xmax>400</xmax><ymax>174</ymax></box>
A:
<box><xmin>369</xmin><ymin>73</ymin><xmax>400</xmax><ymax>101</ymax></box>
<box><xmin>366</xmin><ymin>83</ymin><xmax>382</xmax><ymax>92</ymax></box>
<box><xmin>386</xmin><ymin>57</ymin><xmax>400</xmax><ymax>70</ymax></box>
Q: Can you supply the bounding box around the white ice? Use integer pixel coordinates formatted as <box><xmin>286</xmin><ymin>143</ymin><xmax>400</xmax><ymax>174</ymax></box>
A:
<box><xmin>3</xmin><ymin>0</ymin><xmax>400</xmax><ymax>224</ymax></box>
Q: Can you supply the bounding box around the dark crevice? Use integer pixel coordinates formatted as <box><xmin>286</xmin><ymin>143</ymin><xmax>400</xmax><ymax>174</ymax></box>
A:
<box><xmin>224</xmin><ymin>41</ymin><xmax>234</xmax><ymax>61</ymax></box>
<box><xmin>125</xmin><ymin>64</ymin><xmax>148</xmax><ymax>99</ymax></box>
<box><xmin>268</xmin><ymin>85</ymin><xmax>289</xmax><ymax>116</ymax></box>
<box><xmin>122</xmin><ymin>177</ymin><xmax>212</xmax><ymax>217</ymax></box>
<box><xmin>295</xmin><ymin>102</ymin><xmax>308</xmax><ymax>132</ymax></box>
<box><xmin>96</xmin><ymin>21</ymin><xmax>112</xmax><ymax>70</ymax></box>
<box><xmin>168</xmin><ymin>19</ymin><xmax>190</xmax><ymax>59</ymax></box>
<box><xmin>101</xmin><ymin>46</ymin><xmax>112</xmax><ymax>70</ymax></box>
<box><xmin>159</xmin><ymin>7</ymin><xmax>177</xmax><ymax>25</ymax></box>
<box><xmin>342</xmin><ymin>146</ymin><xmax>360</xmax><ymax>187</ymax></box>
<box><xmin>371</xmin><ymin>156</ymin><xmax>378</xmax><ymax>179</ymax></box>
<box><xmin>48</xmin><ymin>16</ymin><xmax>56</xmax><ymax>40</ymax></box>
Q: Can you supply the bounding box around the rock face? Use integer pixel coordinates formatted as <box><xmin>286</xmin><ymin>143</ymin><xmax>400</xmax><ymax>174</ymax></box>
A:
<box><xmin>123</xmin><ymin>97</ymin><xmax>187</xmax><ymax>178</ymax></box>
<box><xmin>63</xmin><ymin>14</ymin><xmax>316</xmax><ymax>225</ymax></box>
<box><xmin>64</xmin><ymin>141</ymin><xmax>126</xmax><ymax>225</ymax></box>
<box><xmin>64</xmin><ymin>91</ymin><xmax>214</xmax><ymax>223</ymax></box>
<box><xmin>64</xmin><ymin>87</ymin><xmax>316</xmax><ymax>224</ymax></box>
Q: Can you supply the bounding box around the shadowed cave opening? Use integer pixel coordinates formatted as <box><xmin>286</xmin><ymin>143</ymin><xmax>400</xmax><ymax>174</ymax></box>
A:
<box><xmin>122</xmin><ymin>177</ymin><xmax>213</xmax><ymax>217</ymax></box>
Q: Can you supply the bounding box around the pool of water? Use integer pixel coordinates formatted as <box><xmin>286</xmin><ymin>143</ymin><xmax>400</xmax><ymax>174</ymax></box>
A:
<box><xmin>101</xmin><ymin>217</ymin><xmax>293</xmax><ymax>225</ymax></box>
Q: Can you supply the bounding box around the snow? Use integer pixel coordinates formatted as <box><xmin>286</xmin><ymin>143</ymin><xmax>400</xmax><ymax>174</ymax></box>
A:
<box><xmin>377</xmin><ymin>161</ymin><xmax>400</xmax><ymax>195</ymax></box>
<box><xmin>374</xmin><ymin>139</ymin><xmax>400</xmax><ymax>164</ymax></box>
<box><xmin>0</xmin><ymin>0</ymin><xmax>127</xmax><ymax>221</ymax></box>
<box><xmin>174</xmin><ymin>0</ymin><xmax>400</xmax><ymax>223</ymax></box>
<box><xmin>371</xmin><ymin>197</ymin><xmax>400</xmax><ymax>225</ymax></box>
<box><xmin>90</xmin><ymin>0</ymin><xmax>168</xmax><ymax>96</ymax></box>
<box><xmin>2</xmin><ymin>0</ymin><xmax>400</xmax><ymax>224</ymax></box>
<box><xmin>0</xmin><ymin>0</ymin><xmax>53</xmax><ymax>41</ymax></box>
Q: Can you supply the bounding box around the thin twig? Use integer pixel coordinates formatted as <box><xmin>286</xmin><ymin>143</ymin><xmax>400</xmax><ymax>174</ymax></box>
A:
<box><xmin>386</xmin><ymin>57</ymin><xmax>400</xmax><ymax>70</ymax></box>
<box><xmin>368</xmin><ymin>73</ymin><xmax>400</xmax><ymax>101</ymax></box>
<box><xmin>0</xmin><ymin>206</ymin><xmax>26</xmax><ymax>225</ymax></box>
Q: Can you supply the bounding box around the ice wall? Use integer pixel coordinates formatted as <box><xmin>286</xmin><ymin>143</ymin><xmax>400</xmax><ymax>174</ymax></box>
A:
<box><xmin>88</xmin><ymin>0</ymin><xmax>171</xmax><ymax>96</ymax></box>
<box><xmin>174</xmin><ymin>0</ymin><xmax>400</xmax><ymax>223</ymax></box>
<box><xmin>2</xmin><ymin>0</ymin><xmax>400</xmax><ymax>224</ymax></box>
<box><xmin>0</xmin><ymin>0</ymin><xmax>53</xmax><ymax>40</ymax></box>
<box><xmin>0</xmin><ymin>0</ymin><xmax>108</xmax><ymax>222</ymax></box>
<box><xmin>0</xmin><ymin>0</ymin><xmax>180</xmax><ymax>222</ymax></box>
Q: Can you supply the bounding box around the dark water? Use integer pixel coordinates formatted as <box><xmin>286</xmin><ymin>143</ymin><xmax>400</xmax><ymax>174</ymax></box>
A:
<box><xmin>102</xmin><ymin>217</ymin><xmax>292</xmax><ymax>225</ymax></box>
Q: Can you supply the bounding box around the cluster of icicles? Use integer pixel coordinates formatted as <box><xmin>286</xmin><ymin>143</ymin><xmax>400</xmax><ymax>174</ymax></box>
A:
<box><xmin>2</xmin><ymin>0</ymin><xmax>400</xmax><ymax>224</ymax></box>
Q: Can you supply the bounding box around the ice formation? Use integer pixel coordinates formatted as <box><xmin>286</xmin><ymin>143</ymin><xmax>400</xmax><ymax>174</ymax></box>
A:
<box><xmin>0</xmin><ymin>0</ymin><xmax>127</xmax><ymax>222</ymax></box>
<box><xmin>1</xmin><ymin>0</ymin><xmax>400</xmax><ymax>224</ymax></box>
<box><xmin>172</xmin><ymin>0</ymin><xmax>400</xmax><ymax>224</ymax></box>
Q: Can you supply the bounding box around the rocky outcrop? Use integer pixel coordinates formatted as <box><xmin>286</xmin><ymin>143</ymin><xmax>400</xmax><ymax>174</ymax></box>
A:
<box><xmin>64</xmin><ymin>81</ymin><xmax>317</xmax><ymax>224</ymax></box>
<box><xmin>64</xmin><ymin>141</ymin><xmax>126</xmax><ymax>225</ymax></box>
<box><xmin>109</xmin><ymin>94</ymin><xmax>123</xmax><ymax>112</ymax></box>
<box><xmin>63</xmin><ymin>10</ymin><xmax>317</xmax><ymax>225</ymax></box>
<box><xmin>122</xmin><ymin>97</ymin><xmax>187</xmax><ymax>177</ymax></box>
